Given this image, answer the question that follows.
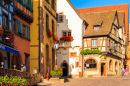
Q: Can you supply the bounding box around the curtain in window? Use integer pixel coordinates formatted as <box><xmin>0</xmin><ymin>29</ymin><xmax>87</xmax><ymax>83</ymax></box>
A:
<box><xmin>25</xmin><ymin>0</ymin><xmax>28</xmax><ymax>7</ymax></box>
<box><xmin>27</xmin><ymin>26</ymin><xmax>30</xmax><ymax>40</ymax></box>
<box><xmin>29</xmin><ymin>0</ymin><xmax>33</xmax><ymax>12</ymax></box>
<box><xmin>18</xmin><ymin>20</ymin><xmax>21</xmax><ymax>36</ymax></box>
<box><xmin>18</xmin><ymin>20</ymin><xmax>23</xmax><ymax>37</ymax></box>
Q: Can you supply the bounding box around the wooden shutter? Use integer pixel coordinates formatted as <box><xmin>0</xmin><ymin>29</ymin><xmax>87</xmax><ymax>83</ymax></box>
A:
<box><xmin>25</xmin><ymin>0</ymin><xmax>28</xmax><ymax>7</ymax></box>
<box><xmin>29</xmin><ymin>0</ymin><xmax>33</xmax><ymax>12</ymax></box>
<box><xmin>27</xmin><ymin>26</ymin><xmax>30</xmax><ymax>40</ymax></box>
<box><xmin>20</xmin><ymin>22</ymin><xmax>23</xmax><ymax>37</ymax></box>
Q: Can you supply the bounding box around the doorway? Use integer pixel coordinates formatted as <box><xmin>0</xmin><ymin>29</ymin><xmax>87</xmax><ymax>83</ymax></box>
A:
<box><xmin>62</xmin><ymin>63</ymin><xmax>68</xmax><ymax>76</ymax></box>
<box><xmin>101</xmin><ymin>63</ymin><xmax>106</xmax><ymax>76</ymax></box>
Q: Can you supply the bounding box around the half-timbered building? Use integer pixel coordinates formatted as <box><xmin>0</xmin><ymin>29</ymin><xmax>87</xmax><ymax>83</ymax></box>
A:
<box><xmin>80</xmin><ymin>10</ymin><xmax>126</xmax><ymax>76</ymax></box>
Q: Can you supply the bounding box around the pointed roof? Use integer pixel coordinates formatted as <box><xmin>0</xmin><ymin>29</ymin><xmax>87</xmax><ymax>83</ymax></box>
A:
<box><xmin>80</xmin><ymin>10</ymin><xmax>117</xmax><ymax>37</ymax></box>
<box><xmin>117</xmin><ymin>11</ymin><xmax>125</xmax><ymax>27</ymax></box>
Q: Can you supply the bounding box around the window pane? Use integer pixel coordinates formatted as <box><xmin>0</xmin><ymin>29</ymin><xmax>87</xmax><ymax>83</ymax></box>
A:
<box><xmin>23</xmin><ymin>25</ymin><xmax>26</xmax><ymax>37</ymax></box>
<box><xmin>94</xmin><ymin>26</ymin><xmax>100</xmax><ymax>30</ymax></box>
<box><xmin>59</xmin><ymin>15</ymin><xmax>63</xmax><ymax>22</ymax></box>
<box><xmin>63</xmin><ymin>32</ymin><xmax>66</xmax><ymax>37</ymax></box>
<box><xmin>68</xmin><ymin>32</ymin><xmax>71</xmax><ymax>36</ymax></box>
<box><xmin>92</xmin><ymin>39</ymin><xmax>97</xmax><ymax>46</ymax></box>
<box><xmin>3</xmin><ymin>14</ymin><xmax>8</xmax><ymax>27</ymax></box>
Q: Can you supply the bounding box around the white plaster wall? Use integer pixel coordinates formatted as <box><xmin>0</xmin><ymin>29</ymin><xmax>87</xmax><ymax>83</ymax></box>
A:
<box><xmin>57</xmin><ymin>0</ymin><xmax>83</xmax><ymax>48</ymax></box>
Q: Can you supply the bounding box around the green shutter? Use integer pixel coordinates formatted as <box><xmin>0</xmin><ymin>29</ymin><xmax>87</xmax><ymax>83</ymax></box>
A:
<box><xmin>29</xmin><ymin>0</ymin><xmax>31</xmax><ymax>11</ymax></box>
<box><xmin>31</xmin><ymin>0</ymin><xmax>33</xmax><ymax>12</ymax></box>
<box><xmin>18</xmin><ymin>20</ymin><xmax>20</xmax><ymax>36</ymax></box>
<box><xmin>20</xmin><ymin>22</ymin><xmax>23</xmax><ymax>37</ymax></box>
<box><xmin>27</xmin><ymin>26</ymin><xmax>30</xmax><ymax>40</ymax></box>
<box><xmin>25</xmin><ymin>0</ymin><xmax>28</xmax><ymax>7</ymax></box>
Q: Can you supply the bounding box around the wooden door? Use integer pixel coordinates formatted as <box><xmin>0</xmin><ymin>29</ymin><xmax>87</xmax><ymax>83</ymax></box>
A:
<box><xmin>103</xmin><ymin>64</ymin><xmax>106</xmax><ymax>76</ymax></box>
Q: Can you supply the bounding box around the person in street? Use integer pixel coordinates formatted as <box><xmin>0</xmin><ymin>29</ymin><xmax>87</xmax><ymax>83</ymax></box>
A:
<box><xmin>121</xmin><ymin>67</ymin><xmax>125</xmax><ymax>76</ymax></box>
<box><xmin>125</xmin><ymin>66</ymin><xmax>129</xmax><ymax>76</ymax></box>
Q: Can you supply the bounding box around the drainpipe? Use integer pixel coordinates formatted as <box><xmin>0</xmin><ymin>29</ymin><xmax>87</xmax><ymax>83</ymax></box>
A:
<box><xmin>38</xmin><ymin>0</ymin><xmax>40</xmax><ymax>82</ymax></box>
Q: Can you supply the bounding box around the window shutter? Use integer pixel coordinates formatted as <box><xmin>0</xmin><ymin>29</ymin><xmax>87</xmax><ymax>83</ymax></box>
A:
<box><xmin>20</xmin><ymin>22</ymin><xmax>23</xmax><ymax>37</ymax></box>
<box><xmin>27</xmin><ymin>26</ymin><xmax>30</xmax><ymax>40</ymax></box>
<box><xmin>25</xmin><ymin>0</ymin><xmax>28</xmax><ymax>7</ymax></box>
<box><xmin>29</xmin><ymin>0</ymin><xmax>33</xmax><ymax>12</ymax></box>
<box><xmin>18</xmin><ymin>20</ymin><xmax>20</xmax><ymax>36</ymax></box>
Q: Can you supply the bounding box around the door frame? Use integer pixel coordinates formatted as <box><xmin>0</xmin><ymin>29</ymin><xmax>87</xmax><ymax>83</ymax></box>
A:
<box><xmin>101</xmin><ymin>62</ymin><xmax>107</xmax><ymax>76</ymax></box>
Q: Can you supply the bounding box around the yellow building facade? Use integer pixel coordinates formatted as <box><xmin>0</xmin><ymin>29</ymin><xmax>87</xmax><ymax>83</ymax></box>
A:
<box><xmin>30</xmin><ymin>0</ymin><xmax>57</xmax><ymax>79</ymax></box>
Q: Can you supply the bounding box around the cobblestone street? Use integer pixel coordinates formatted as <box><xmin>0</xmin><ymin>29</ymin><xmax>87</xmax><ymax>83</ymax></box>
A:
<box><xmin>40</xmin><ymin>74</ymin><xmax>130</xmax><ymax>86</ymax></box>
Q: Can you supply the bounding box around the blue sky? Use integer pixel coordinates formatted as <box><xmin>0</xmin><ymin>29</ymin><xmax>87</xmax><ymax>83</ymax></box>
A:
<box><xmin>70</xmin><ymin>0</ymin><xmax>130</xmax><ymax>23</ymax></box>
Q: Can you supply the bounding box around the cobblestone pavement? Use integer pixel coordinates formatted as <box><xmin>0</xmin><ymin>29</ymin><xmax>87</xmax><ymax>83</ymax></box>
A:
<box><xmin>39</xmin><ymin>74</ymin><xmax>130</xmax><ymax>86</ymax></box>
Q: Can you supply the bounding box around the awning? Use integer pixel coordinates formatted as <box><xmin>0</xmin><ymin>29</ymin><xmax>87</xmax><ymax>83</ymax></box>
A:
<box><xmin>0</xmin><ymin>43</ymin><xmax>19</xmax><ymax>55</ymax></box>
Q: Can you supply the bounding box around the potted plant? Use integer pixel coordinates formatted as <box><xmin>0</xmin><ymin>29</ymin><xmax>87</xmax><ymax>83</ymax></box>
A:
<box><xmin>4</xmin><ymin>0</ymin><xmax>13</xmax><ymax>5</ymax></box>
<box><xmin>46</xmin><ymin>28</ymin><xmax>52</xmax><ymax>38</ymax></box>
<box><xmin>2</xmin><ymin>26</ymin><xmax>14</xmax><ymax>44</ymax></box>
<box><xmin>50</xmin><ymin>65</ymin><xmax>63</xmax><ymax>78</ymax></box>
<box><xmin>53</xmin><ymin>33</ymin><xmax>58</xmax><ymax>42</ymax></box>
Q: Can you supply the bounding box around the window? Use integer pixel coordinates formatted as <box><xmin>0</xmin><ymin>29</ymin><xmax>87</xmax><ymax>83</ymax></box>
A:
<box><xmin>94</xmin><ymin>26</ymin><xmax>100</xmax><ymax>31</ymax></box>
<box><xmin>51</xmin><ymin>0</ymin><xmax>54</xmax><ymax>9</ymax></box>
<box><xmin>3</xmin><ymin>13</ymin><xmax>8</xmax><ymax>27</ymax></box>
<box><xmin>109</xmin><ymin>60</ymin><xmax>113</xmax><ymax>71</ymax></box>
<box><xmin>62</xmin><ymin>31</ymin><xmax>71</xmax><ymax>37</ymax></box>
<box><xmin>114</xmin><ymin>28</ymin><xmax>116</xmax><ymax>36</ymax></box>
<box><xmin>70</xmin><ymin>52</ymin><xmax>77</xmax><ymax>57</ymax></box>
<box><xmin>25</xmin><ymin>53</ymin><xmax>30</xmax><ymax>72</ymax></box>
<box><xmin>92</xmin><ymin>39</ymin><xmax>97</xmax><ymax>47</ymax></box>
<box><xmin>57</xmin><ymin>13</ymin><xmax>63</xmax><ymax>23</ymax></box>
<box><xmin>52</xmin><ymin>20</ymin><xmax>54</xmax><ymax>33</ymax></box>
<box><xmin>23</xmin><ymin>25</ymin><xmax>26</xmax><ymax>38</ymax></box>
<box><xmin>46</xmin><ymin>14</ymin><xmax>49</xmax><ymax>29</ymax></box>
<box><xmin>13</xmin><ymin>19</ymin><xmax>16</xmax><ymax>33</ymax></box>
<box><xmin>84</xmin><ymin>59</ymin><xmax>97</xmax><ymax>69</ymax></box>
<box><xmin>75</xmin><ymin>62</ymin><xmax>79</xmax><ymax>68</ymax></box>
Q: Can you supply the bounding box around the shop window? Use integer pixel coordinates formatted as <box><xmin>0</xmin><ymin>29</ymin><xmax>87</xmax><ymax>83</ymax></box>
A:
<box><xmin>84</xmin><ymin>59</ymin><xmax>97</xmax><ymax>69</ymax></box>
<box><xmin>75</xmin><ymin>62</ymin><xmax>79</xmax><ymax>68</ymax></box>
<box><xmin>109</xmin><ymin>60</ymin><xmax>113</xmax><ymax>71</ymax></box>
<box><xmin>2</xmin><ymin>13</ymin><xmax>8</xmax><ymax>27</ymax></box>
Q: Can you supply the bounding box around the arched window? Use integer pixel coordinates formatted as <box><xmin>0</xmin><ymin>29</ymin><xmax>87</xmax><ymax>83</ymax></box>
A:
<box><xmin>109</xmin><ymin>60</ymin><xmax>113</xmax><ymax>71</ymax></box>
<box><xmin>84</xmin><ymin>59</ymin><xmax>97</xmax><ymax>69</ymax></box>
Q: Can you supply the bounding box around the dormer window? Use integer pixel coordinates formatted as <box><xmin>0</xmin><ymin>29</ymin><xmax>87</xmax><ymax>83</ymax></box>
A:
<box><xmin>94</xmin><ymin>26</ymin><xmax>100</xmax><ymax>31</ymax></box>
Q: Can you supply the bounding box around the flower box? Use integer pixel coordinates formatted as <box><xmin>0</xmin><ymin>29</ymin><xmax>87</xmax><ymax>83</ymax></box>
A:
<box><xmin>46</xmin><ymin>28</ymin><xmax>52</xmax><ymax>38</ymax></box>
<box><xmin>60</xmin><ymin>36</ymin><xmax>74</xmax><ymax>42</ymax></box>
<box><xmin>53</xmin><ymin>33</ymin><xmax>58</xmax><ymax>41</ymax></box>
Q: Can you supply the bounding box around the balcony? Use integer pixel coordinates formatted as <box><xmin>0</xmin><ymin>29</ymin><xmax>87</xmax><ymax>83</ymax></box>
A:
<box><xmin>43</xmin><ymin>0</ymin><xmax>56</xmax><ymax>19</ymax></box>
<box><xmin>14</xmin><ymin>0</ymin><xmax>33</xmax><ymax>23</ymax></box>
<box><xmin>58</xmin><ymin>41</ymin><xmax>72</xmax><ymax>48</ymax></box>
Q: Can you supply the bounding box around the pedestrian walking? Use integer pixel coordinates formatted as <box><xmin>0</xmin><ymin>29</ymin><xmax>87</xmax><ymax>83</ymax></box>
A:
<box><xmin>125</xmin><ymin>66</ymin><xmax>129</xmax><ymax>76</ymax></box>
<box><xmin>121</xmin><ymin>67</ymin><xmax>125</xmax><ymax>76</ymax></box>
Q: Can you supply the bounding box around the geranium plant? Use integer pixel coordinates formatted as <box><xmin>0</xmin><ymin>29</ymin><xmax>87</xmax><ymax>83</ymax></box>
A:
<box><xmin>46</xmin><ymin>28</ymin><xmax>52</xmax><ymax>38</ymax></box>
<box><xmin>53</xmin><ymin>33</ymin><xmax>58</xmax><ymax>41</ymax></box>
<box><xmin>0</xmin><ymin>75</ymin><xmax>29</xmax><ymax>86</ymax></box>
<box><xmin>60</xmin><ymin>36</ymin><xmax>74</xmax><ymax>42</ymax></box>
<box><xmin>50</xmin><ymin>65</ymin><xmax>63</xmax><ymax>77</ymax></box>
<box><xmin>2</xmin><ymin>26</ymin><xmax>14</xmax><ymax>44</ymax></box>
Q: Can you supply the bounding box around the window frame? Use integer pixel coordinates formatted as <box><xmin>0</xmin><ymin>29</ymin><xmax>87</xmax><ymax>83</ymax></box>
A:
<box><xmin>94</xmin><ymin>26</ymin><xmax>100</xmax><ymax>31</ymax></box>
<box><xmin>2</xmin><ymin>13</ymin><xmax>8</xmax><ymax>27</ymax></box>
<box><xmin>92</xmin><ymin>39</ymin><xmax>97</xmax><ymax>47</ymax></box>
<box><xmin>57</xmin><ymin>12</ymin><xmax>63</xmax><ymax>23</ymax></box>
<box><xmin>84</xmin><ymin>59</ymin><xmax>97</xmax><ymax>69</ymax></box>
<box><xmin>62</xmin><ymin>30</ymin><xmax>71</xmax><ymax>37</ymax></box>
